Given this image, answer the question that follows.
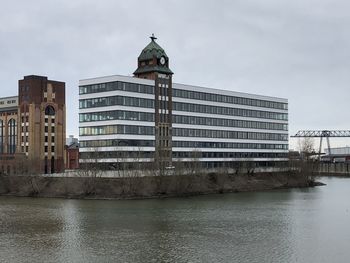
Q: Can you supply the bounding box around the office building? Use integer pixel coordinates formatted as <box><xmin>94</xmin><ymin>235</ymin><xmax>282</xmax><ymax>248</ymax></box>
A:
<box><xmin>79</xmin><ymin>36</ymin><xmax>288</xmax><ymax>169</ymax></box>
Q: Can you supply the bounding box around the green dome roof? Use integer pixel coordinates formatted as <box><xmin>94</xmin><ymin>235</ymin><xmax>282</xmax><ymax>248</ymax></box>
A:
<box><xmin>134</xmin><ymin>35</ymin><xmax>173</xmax><ymax>76</ymax></box>
<box><xmin>138</xmin><ymin>35</ymin><xmax>168</xmax><ymax>61</ymax></box>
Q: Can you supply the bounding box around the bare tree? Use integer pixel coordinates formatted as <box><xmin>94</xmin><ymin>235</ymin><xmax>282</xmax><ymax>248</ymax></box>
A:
<box><xmin>296</xmin><ymin>138</ymin><xmax>317</xmax><ymax>183</ymax></box>
<box><xmin>185</xmin><ymin>149</ymin><xmax>202</xmax><ymax>176</ymax></box>
<box><xmin>298</xmin><ymin>138</ymin><xmax>315</xmax><ymax>161</ymax></box>
<box><xmin>120</xmin><ymin>147</ymin><xmax>145</xmax><ymax>195</ymax></box>
<box><xmin>77</xmin><ymin>147</ymin><xmax>103</xmax><ymax>195</ymax></box>
<box><xmin>170</xmin><ymin>149</ymin><xmax>203</xmax><ymax>194</ymax></box>
<box><xmin>9</xmin><ymin>155</ymin><xmax>43</xmax><ymax>195</ymax></box>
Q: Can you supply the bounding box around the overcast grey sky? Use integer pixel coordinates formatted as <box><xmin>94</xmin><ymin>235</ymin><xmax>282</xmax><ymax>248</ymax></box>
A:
<box><xmin>1</xmin><ymin>0</ymin><xmax>349</xmax><ymax>149</ymax></box>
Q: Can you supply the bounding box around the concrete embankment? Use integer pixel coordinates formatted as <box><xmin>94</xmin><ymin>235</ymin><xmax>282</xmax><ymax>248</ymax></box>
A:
<box><xmin>0</xmin><ymin>172</ymin><xmax>316</xmax><ymax>200</ymax></box>
<box><xmin>318</xmin><ymin>163</ymin><xmax>350</xmax><ymax>176</ymax></box>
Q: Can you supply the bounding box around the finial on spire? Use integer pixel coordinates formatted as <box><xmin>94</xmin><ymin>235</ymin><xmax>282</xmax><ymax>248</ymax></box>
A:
<box><xmin>150</xmin><ymin>33</ymin><xmax>157</xmax><ymax>41</ymax></box>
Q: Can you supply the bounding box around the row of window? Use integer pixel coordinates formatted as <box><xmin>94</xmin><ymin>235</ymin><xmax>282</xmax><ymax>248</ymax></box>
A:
<box><xmin>45</xmin><ymin>126</ymin><xmax>55</xmax><ymax>133</ymax></box>
<box><xmin>80</xmin><ymin>151</ymin><xmax>153</xmax><ymax>159</ymax></box>
<box><xmin>79</xmin><ymin>139</ymin><xmax>288</xmax><ymax>150</ymax></box>
<box><xmin>172</xmin><ymin>141</ymin><xmax>288</xmax><ymax>150</ymax></box>
<box><xmin>79</xmin><ymin>125</ymin><xmax>154</xmax><ymax>136</ymax></box>
<box><xmin>79</xmin><ymin>111</ymin><xmax>154</xmax><ymax>123</ymax></box>
<box><xmin>0</xmin><ymin>99</ymin><xmax>16</xmax><ymax>105</ymax></box>
<box><xmin>196</xmin><ymin>161</ymin><xmax>287</xmax><ymax>169</ymax></box>
<box><xmin>44</xmin><ymin>146</ymin><xmax>55</xmax><ymax>153</ymax></box>
<box><xmin>173</xmin><ymin>89</ymin><xmax>288</xmax><ymax>110</ymax></box>
<box><xmin>79</xmin><ymin>96</ymin><xmax>154</xmax><ymax>109</ymax></box>
<box><xmin>173</xmin><ymin>128</ymin><xmax>288</xmax><ymax>141</ymax></box>
<box><xmin>173</xmin><ymin>115</ymin><xmax>288</xmax><ymax>131</ymax></box>
<box><xmin>79</xmin><ymin>110</ymin><xmax>287</xmax><ymax>131</ymax></box>
<box><xmin>44</xmin><ymin>136</ymin><xmax>55</xmax><ymax>143</ymax></box>
<box><xmin>80</xmin><ymin>139</ymin><xmax>155</xmax><ymax>148</ymax></box>
<box><xmin>20</xmin><ymin>125</ymin><xmax>55</xmax><ymax>133</ymax></box>
<box><xmin>173</xmin><ymin>102</ymin><xmax>288</xmax><ymax>121</ymax></box>
<box><xmin>173</xmin><ymin>151</ymin><xmax>288</xmax><ymax>159</ymax></box>
<box><xmin>79</xmin><ymin>81</ymin><xmax>154</xmax><ymax>95</ymax></box>
<box><xmin>78</xmin><ymin>80</ymin><xmax>287</xmax><ymax>110</ymax></box>
<box><xmin>79</xmin><ymin>124</ymin><xmax>288</xmax><ymax>141</ymax></box>
<box><xmin>80</xmin><ymin>151</ymin><xmax>288</xmax><ymax>159</ymax></box>
<box><xmin>79</xmin><ymin>96</ymin><xmax>288</xmax><ymax>121</ymax></box>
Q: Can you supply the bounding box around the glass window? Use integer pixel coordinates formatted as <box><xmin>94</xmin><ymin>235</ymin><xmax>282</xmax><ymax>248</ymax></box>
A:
<box><xmin>0</xmin><ymin>120</ymin><xmax>3</xmax><ymax>154</ymax></box>
<box><xmin>45</xmin><ymin>105</ymin><xmax>55</xmax><ymax>116</ymax></box>
<box><xmin>8</xmin><ymin>119</ymin><xmax>17</xmax><ymax>154</ymax></box>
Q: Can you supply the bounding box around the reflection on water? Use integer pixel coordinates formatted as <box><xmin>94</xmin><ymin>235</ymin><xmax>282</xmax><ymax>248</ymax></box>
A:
<box><xmin>1</xmin><ymin>177</ymin><xmax>350</xmax><ymax>263</ymax></box>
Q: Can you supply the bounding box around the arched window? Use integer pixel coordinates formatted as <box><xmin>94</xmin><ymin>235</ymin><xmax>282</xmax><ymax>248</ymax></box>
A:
<box><xmin>7</xmin><ymin>119</ymin><xmax>17</xmax><ymax>154</ymax></box>
<box><xmin>0</xmin><ymin>120</ymin><xmax>3</xmax><ymax>154</ymax></box>
<box><xmin>45</xmin><ymin>105</ymin><xmax>55</xmax><ymax>116</ymax></box>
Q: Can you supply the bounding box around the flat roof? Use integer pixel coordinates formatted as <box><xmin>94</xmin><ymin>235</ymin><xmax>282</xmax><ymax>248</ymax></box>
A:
<box><xmin>0</xmin><ymin>96</ymin><xmax>18</xmax><ymax>110</ymax></box>
<box><xmin>0</xmin><ymin>95</ymin><xmax>18</xmax><ymax>100</ymax></box>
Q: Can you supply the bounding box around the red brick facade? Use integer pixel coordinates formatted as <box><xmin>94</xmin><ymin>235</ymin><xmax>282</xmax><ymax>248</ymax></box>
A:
<box><xmin>65</xmin><ymin>143</ymin><xmax>79</xmax><ymax>170</ymax></box>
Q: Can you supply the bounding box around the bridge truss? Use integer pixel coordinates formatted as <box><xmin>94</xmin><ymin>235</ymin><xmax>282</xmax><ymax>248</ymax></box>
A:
<box><xmin>291</xmin><ymin>130</ymin><xmax>350</xmax><ymax>160</ymax></box>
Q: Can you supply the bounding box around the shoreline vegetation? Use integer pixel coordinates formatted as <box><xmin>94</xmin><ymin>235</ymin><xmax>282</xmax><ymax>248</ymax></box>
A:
<box><xmin>0</xmin><ymin>142</ymin><xmax>334</xmax><ymax>200</ymax></box>
<box><xmin>0</xmin><ymin>169</ymin><xmax>322</xmax><ymax>200</ymax></box>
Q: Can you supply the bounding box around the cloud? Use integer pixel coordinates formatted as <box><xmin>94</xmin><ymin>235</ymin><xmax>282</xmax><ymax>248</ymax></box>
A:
<box><xmin>0</xmin><ymin>0</ymin><xmax>349</xmax><ymax>148</ymax></box>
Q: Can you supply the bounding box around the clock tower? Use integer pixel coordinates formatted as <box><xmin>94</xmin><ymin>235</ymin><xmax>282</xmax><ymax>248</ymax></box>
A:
<box><xmin>134</xmin><ymin>35</ymin><xmax>173</xmax><ymax>168</ymax></box>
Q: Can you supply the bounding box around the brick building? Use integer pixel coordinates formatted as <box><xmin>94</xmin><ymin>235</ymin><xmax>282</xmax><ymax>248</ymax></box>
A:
<box><xmin>0</xmin><ymin>96</ymin><xmax>19</xmax><ymax>173</ymax></box>
<box><xmin>65</xmin><ymin>141</ymin><xmax>79</xmax><ymax>170</ymax></box>
<box><xmin>0</xmin><ymin>75</ymin><xmax>66</xmax><ymax>174</ymax></box>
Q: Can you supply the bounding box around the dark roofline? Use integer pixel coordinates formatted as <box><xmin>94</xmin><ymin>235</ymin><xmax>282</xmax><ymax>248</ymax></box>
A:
<box><xmin>21</xmin><ymin>75</ymin><xmax>65</xmax><ymax>85</ymax></box>
<box><xmin>133</xmin><ymin>66</ymin><xmax>173</xmax><ymax>75</ymax></box>
<box><xmin>0</xmin><ymin>107</ymin><xmax>18</xmax><ymax>113</ymax></box>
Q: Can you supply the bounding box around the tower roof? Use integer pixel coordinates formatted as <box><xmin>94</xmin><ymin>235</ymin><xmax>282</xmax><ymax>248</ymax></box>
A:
<box><xmin>138</xmin><ymin>34</ymin><xmax>168</xmax><ymax>61</ymax></box>
<box><xmin>134</xmin><ymin>34</ymin><xmax>173</xmax><ymax>76</ymax></box>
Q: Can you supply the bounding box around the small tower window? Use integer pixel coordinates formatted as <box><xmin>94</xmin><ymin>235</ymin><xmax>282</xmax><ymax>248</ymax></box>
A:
<box><xmin>45</xmin><ymin>105</ymin><xmax>55</xmax><ymax>116</ymax></box>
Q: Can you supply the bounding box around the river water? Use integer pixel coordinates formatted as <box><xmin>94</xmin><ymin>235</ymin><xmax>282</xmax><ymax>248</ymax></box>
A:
<box><xmin>0</xmin><ymin>177</ymin><xmax>349</xmax><ymax>263</ymax></box>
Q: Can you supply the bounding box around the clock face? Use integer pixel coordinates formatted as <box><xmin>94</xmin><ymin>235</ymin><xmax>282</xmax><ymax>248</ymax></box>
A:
<box><xmin>160</xmin><ymin>56</ymin><xmax>166</xmax><ymax>65</ymax></box>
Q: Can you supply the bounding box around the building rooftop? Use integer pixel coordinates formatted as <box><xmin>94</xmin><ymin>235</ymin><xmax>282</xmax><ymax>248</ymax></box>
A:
<box><xmin>0</xmin><ymin>96</ymin><xmax>18</xmax><ymax>111</ymax></box>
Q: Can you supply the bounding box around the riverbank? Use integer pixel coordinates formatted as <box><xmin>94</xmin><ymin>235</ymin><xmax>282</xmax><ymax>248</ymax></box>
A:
<box><xmin>0</xmin><ymin>171</ymin><xmax>320</xmax><ymax>200</ymax></box>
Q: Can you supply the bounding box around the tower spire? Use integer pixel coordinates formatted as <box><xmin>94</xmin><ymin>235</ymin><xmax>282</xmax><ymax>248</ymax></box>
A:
<box><xmin>150</xmin><ymin>33</ymin><xmax>157</xmax><ymax>41</ymax></box>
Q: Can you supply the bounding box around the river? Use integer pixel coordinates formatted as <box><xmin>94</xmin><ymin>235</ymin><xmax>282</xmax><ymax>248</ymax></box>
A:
<box><xmin>0</xmin><ymin>177</ymin><xmax>349</xmax><ymax>263</ymax></box>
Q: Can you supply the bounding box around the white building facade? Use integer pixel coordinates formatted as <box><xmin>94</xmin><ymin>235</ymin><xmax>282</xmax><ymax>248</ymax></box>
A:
<box><xmin>79</xmin><ymin>37</ymin><xmax>288</xmax><ymax>169</ymax></box>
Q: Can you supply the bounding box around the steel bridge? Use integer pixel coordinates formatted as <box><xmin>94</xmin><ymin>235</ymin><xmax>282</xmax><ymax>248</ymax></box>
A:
<box><xmin>291</xmin><ymin>130</ymin><xmax>350</xmax><ymax>160</ymax></box>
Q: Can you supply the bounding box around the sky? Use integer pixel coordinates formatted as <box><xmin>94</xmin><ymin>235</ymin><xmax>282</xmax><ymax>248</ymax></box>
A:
<box><xmin>1</xmin><ymin>0</ymin><xmax>349</xmax><ymax>150</ymax></box>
